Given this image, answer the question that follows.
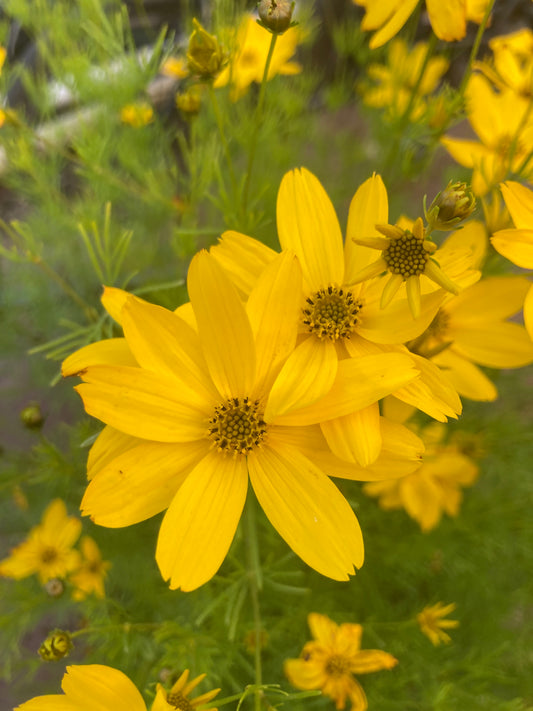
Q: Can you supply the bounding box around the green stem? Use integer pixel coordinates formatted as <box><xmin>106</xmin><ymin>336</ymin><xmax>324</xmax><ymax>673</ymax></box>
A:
<box><xmin>244</xmin><ymin>495</ymin><xmax>264</xmax><ymax>711</ymax></box>
<box><xmin>32</xmin><ymin>256</ymin><xmax>98</xmax><ymax>321</ymax></box>
<box><xmin>456</xmin><ymin>0</ymin><xmax>496</xmax><ymax>98</ymax></box>
<box><xmin>241</xmin><ymin>31</ymin><xmax>278</xmax><ymax>220</ymax></box>
<box><xmin>208</xmin><ymin>84</ymin><xmax>239</xmax><ymax>197</ymax></box>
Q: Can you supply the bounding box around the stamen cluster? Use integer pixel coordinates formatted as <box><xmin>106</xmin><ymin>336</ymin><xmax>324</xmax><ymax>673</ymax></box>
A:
<box><xmin>303</xmin><ymin>285</ymin><xmax>362</xmax><ymax>341</ymax></box>
<box><xmin>167</xmin><ymin>692</ymin><xmax>194</xmax><ymax>711</ymax></box>
<box><xmin>383</xmin><ymin>231</ymin><xmax>430</xmax><ymax>277</ymax></box>
<box><xmin>208</xmin><ymin>397</ymin><xmax>266</xmax><ymax>455</ymax></box>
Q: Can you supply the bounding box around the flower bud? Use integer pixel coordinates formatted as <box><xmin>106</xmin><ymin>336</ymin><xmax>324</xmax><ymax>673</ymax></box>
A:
<box><xmin>187</xmin><ymin>19</ymin><xmax>226</xmax><ymax>79</ymax></box>
<box><xmin>175</xmin><ymin>87</ymin><xmax>202</xmax><ymax>118</ymax></box>
<box><xmin>38</xmin><ymin>630</ymin><xmax>73</xmax><ymax>661</ymax></box>
<box><xmin>257</xmin><ymin>0</ymin><xmax>294</xmax><ymax>33</ymax></box>
<box><xmin>425</xmin><ymin>181</ymin><xmax>476</xmax><ymax>231</ymax></box>
<box><xmin>44</xmin><ymin>578</ymin><xmax>65</xmax><ymax>597</ymax></box>
<box><xmin>20</xmin><ymin>402</ymin><xmax>45</xmax><ymax>429</ymax></box>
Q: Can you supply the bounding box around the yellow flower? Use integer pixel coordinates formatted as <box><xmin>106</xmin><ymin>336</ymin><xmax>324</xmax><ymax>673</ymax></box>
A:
<box><xmin>120</xmin><ymin>102</ymin><xmax>154</xmax><ymax>127</ymax></box>
<box><xmin>187</xmin><ymin>18</ymin><xmax>226</xmax><ymax>79</ymax></box>
<box><xmin>16</xmin><ymin>664</ymin><xmax>150</xmax><ymax>711</ymax></box>
<box><xmin>160</xmin><ymin>56</ymin><xmax>189</xmax><ymax>79</ymax></box>
<box><xmin>285</xmin><ymin>612</ymin><xmax>398</xmax><ymax>711</ymax></box>
<box><xmin>441</xmin><ymin>75</ymin><xmax>533</xmax><ymax>196</ymax></box>
<box><xmin>417</xmin><ymin>602</ymin><xmax>459</xmax><ymax>645</ymax></box>
<box><xmin>0</xmin><ymin>46</ymin><xmax>6</xmax><ymax>72</ymax></box>
<box><xmin>360</xmin><ymin>39</ymin><xmax>449</xmax><ymax>121</ymax></box>
<box><xmin>62</xmin><ymin>251</ymin><xmax>420</xmax><ymax>590</ymax></box>
<box><xmin>214</xmin><ymin>14</ymin><xmax>301</xmax><ymax>101</ymax></box>
<box><xmin>69</xmin><ymin>535</ymin><xmax>111</xmax><ymax>600</ymax></box>
<box><xmin>363</xmin><ymin>422</ymin><xmax>479</xmax><ymax>531</ymax></box>
<box><xmin>153</xmin><ymin>669</ymin><xmax>220</xmax><ymax>711</ymax></box>
<box><xmin>353</xmin><ymin>0</ymin><xmax>491</xmax><ymax>49</ymax></box>
<box><xmin>0</xmin><ymin>499</ymin><xmax>81</xmax><ymax>584</ymax></box>
<box><xmin>475</xmin><ymin>28</ymin><xmax>533</xmax><ymax>99</ymax></box>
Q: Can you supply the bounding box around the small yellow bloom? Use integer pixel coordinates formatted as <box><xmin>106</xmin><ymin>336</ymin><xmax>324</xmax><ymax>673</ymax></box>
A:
<box><xmin>187</xmin><ymin>18</ymin><xmax>226</xmax><ymax>79</ymax></box>
<box><xmin>364</xmin><ymin>422</ymin><xmax>479</xmax><ymax>531</ymax></box>
<box><xmin>214</xmin><ymin>14</ymin><xmax>301</xmax><ymax>100</ymax></box>
<box><xmin>417</xmin><ymin>602</ymin><xmax>459</xmax><ymax>645</ymax></box>
<box><xmin>153</xmin><ymin>669</ymin><xmax>220</xmax><ymax>711</ymax></box>
<box><xmin>161</xmin><ymin>56</ymin><xmax>189</xmax><ymax>79</ymax></box>
<box><xmin>0</xmin><ymin>499</ymin><xmax>81</xmax><ymax>584</ymax></box>
<box><xmin>175</xmin><ymin>87</ymin><xmax>202</xmax><ymax>118</ymax></box>
<box><xmin>475</xmin><ymin>28</ymin><xmax>533</xmax><ymax>99</ymax></box>
<box><xmin>285</xmin><ymin>612</ymin><xmax>398</xmax><ymax>710</ymax></box>
<box><xmin>120</xmin><ymin>102</ymin><xmax>154</xmax><ymax>127</ymax></box>
<box><xmin>69</xmin><ymin>535</ymin><xmax>111</xmax><ymax>600</ymax></box>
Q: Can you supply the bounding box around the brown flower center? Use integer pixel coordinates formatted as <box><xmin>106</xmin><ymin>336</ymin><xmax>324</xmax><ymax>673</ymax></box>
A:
<box><xmin>167</xmin><ymin>692</ymin><xmax>194</xmax><ymax>711</ymax></box>
<box><xmin>383</xmin><ymin>231</ymin><xmax>429</xmax><ymax>278</ymax></box>
<box><xmin>303</xmin><ymin>285</ymin><xmax>363</xmax><ymax>341</ymax></box>
<box><xmin>325</xmin><ymin>654</ymin><xmax>351</xmax><ymax>677</ymax></box>
<box><xmin>208</xmin><ymin>397</ymin><xmax>266</xmax><ymax>455</ymax></box>
<box><xmin>41</xmin><ymin>546</ymin><xmax>59</xmax><ymax>564</ymax></box>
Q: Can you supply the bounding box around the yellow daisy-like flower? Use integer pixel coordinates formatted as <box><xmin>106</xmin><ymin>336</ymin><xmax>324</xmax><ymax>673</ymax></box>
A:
<box><xmin>475</xmin><ymin>28</ymin><xmax>533</xmax><ymax>99</ymax></box>
<box><xmin>214</xmin><ymin>14</ymin><xmax>301</xmax><ymax>101</ymax></box>
<box><xmin>153</xmin><ymin>669</ymin><xmax>220</xmax><ymax>711</ymax></box>
<box><xmin>120</xmin><ymin>102</ymin><xmax>154</xmax><ymax>127</ymax></box>
<box><xmin>360</xmin><ymin>39</ymin><xmax>449</xmax><ymax>121</ymax></box>
<box><xmin>417</xmin><ymin>602</ymin><xmax>459</xmax><ymax>645</ymax></box>
<box><xmin>285</xmin><ymin>613</ymin><xmax>398</xmax><ymax>711</ymax></box>
<box><xmin>363</xmin><ymin>422</ymin><xmax>479</xmax><ymax>531</ymax></box>
<box><xmin>63</xmin><ymin>251</ymin><xmax>419</xmax><ymax>591</ymax></box>
<box><xmin>441</xmin><ymin>75</ymin><xmax>533</xmax><ymax>196</ymax></box>
<box><xmin>161</xmin><ymin>56</ymin><xmax>189</xmax><ymax>80</ymax></box>
<box><xmin>69</xmin><ymin>535</ymin><xmax>111</xmax><ymax>600</ymax></box>
<box><xmin>0</xmin><ymin>499</ymin><xmax>81</xmax><ymax>584</ymax></box>
<box><xmin>350</xmin><ymin>216</ymin><xmax>461</xmax><ymax>318</ymax></box>
<box><xmin>353</xmin><ymin>0</ymin><xmax>491</xmax><ymax>49</ymax></box>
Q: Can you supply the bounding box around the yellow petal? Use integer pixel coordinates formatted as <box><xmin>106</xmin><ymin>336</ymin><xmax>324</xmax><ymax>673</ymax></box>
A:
<box><xmin>366</xmin><ymin>0</ymin><xmax>419</xmax><ymax>49</ymax></box>
<box><xmin>451</xmin><ymin>322</ymin><xmax>533</xmax><ymax>368</ymax></box>
<box><xmin>62</xmin><ymin>339</ymin><xmax>137</xmax><ymax>377</ymax></box>
<box><xmin>440</xmin><ymin>137</ymin><xmax>492</xmax><ymax>169</ymax></box>
<box><xmin>87</xmin><ymin>426</ymin><xmax>139</xmax><ymax>480</ymax></box>
<box><xmin>248</xmin><ymin>443</ymin><xmax>364</xmax><ymax>578</ymax></box>
<box><xmin>501</xmin><ymin>181</ymin><xmax>533</xmax><ymax>229</ymax></box>
<box><xmin>101</xmin><ymin>286</ymin><xmax>130</xmax><ymax>325</ymax></box>
<box><xmin>265</xmin><ymin>337</ymin><xmax>338</xmax><ymax>421</ymax></box>
<box><xmin>345</xmin><ymin>173</ymin><xmax>389</xmax><ymax>277</ymax></box>
<box><xmin>76</xmin><ymin>365</ymin><xmax>207</xmax><ymax>442</ymax></box>
<box><xmin>188</xmin><ymin>250</ymin><xmax>256</xmax><ymax>399</ymax></box>
<box><xmin>277</xmin><ymin>167</ymin><xmax>344</xmax><ymax>289</ymax></box>
<box><xmin>400</xmin><ymin>473</ymin><xmax>443</xmax><ymax>531</ymax></box>
<box><xmin>349</xmin><ymin>649</ymin><xmax>398</xmax><ymax>673</ymax></box>
<box><xmin>524</xmin><ymin>283</ymin><xmax>533</xmax><ymax>340</ymax></box>
<box><xmin>156</xmin><ymin>451</ymin><xmax>248</xmax><ymax>591</ymax></box>
<box><xmin>61</xmin><ymin>665</ymin><xmax>147</xmax><ymax>711</ymax></box>
<box><xmin>307</xmin><ymin>612</ymin><xmax>341</xmax><ymax>644</ymax></box>
<box><xmin>246</xmin><ymin>251</ymin><xmax>302</xmax><ymax>395</ymax></box>
<box><xmin>320</xmin><ymin>404</ymin><xmax>382</xmax><ymax>467</ymax></box>
<box><xmin>81</xmin><ymin>440</ymin><xmax>207</xmax><ymax>527</ymax></box>
<box><xmin>447</xmin><ymin>276</ymin><xmax>531</xmax><ymax>323</ymax></box>
<box><xmin>491</xmin><ymin>228</ymin><xmax>533</xmax><ymax>269</ymax></box>
<box><xmin>14</xmin><ymin>695</ymin><xmax>76</xmax><ymax>710</ymax></box>
<box><xmin>210</xmin><ymin>231</ymin><xmax>277</xmax><ymax>297</ymax></box>
<box><xmin>426</xmin><ymin>0</ymin><xmax>466</xmax><ymax>41</ymax></box>
<box><xmin>433</xmin><ymin>349</ymin><xmax>497</xmax><ymax>401</ymax></box>
<box><xmin>394</xmin><ymin>353</ymin><xmax>462</xmax><ymax>421</ymax></box>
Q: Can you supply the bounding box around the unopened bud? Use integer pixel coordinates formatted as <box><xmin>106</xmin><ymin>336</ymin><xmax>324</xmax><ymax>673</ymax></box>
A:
<box><xmin>175</xmin><ymin>87</ymin><xmax>202</xmax><ymax>118</ymax></box>
<box><xmin>20</xmin><ymin>402</ymin><xmax>45</xmax><ymax>430</ymax></box>
<box><xmin>187</xmin><ymin>19</ymin><xmax>226</xmax><ymax>79</ymax></box>
<box><xmin>38</xmin><ymin>630</ymin><xmax>73</xmax><ymax>661</ymax></box>
<box><xmin>257</xmin><ymin>0</ymin><xmax>294</xmax><ymax>33</ymax></box>
<box><xmin>44</xmin><ymin>578</ymin><xmax>65</xmax><ymax>597</ymax></box>
<box><xmin>425</xmin><ymin>181</ymin><xmax>476</xmax><ymax>231</ymax></box>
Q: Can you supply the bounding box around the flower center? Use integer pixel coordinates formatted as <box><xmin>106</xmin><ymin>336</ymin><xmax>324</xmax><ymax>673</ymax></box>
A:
<box><xmin>240</xmin><ymin>48</ymin><xmax>258</xmax><ymax>67</ymax></box>
<box><xmin>41</xmin><ymin>546</ymin><xmax>58</xmax><ymax>564</ymax></box>
<box><xmin>167</xmin><ymin>692</ymin><xmax>194</xmax><ymax>711</ymax></box>
<box><xmin>303</xmin><ymin>285</ymin><xmax>362</xmax><ymax>341</ymax></box>
<box><xmin>383</xmin><ymin>230</ymin><xmax>429</xmax><ymax>278</ymax></box>
<box><xmin>325</xmin><ymin>654</ymin><xmax>351</xmax><ymax>677</ymax></box>
<box><xmin>208</xmin><ymin>397</ymin><xmax>266</xmax><ymax>455</ymax></box>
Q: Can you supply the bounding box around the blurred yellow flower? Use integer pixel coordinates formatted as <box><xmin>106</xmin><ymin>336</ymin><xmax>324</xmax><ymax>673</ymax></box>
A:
<box><xmin>285</xmin><ymin>612</ymin><xmax>398</xmax><ymax>711</ymax></box>
<box><xmin>160</xmin><ymin>56</ymin><xmax>189</xmax><ymax>79</ymax></box>
<box><xmin>70</xmin><ymin>535</ymin><xmax>111</xmax><ymax>600</ymax></box>
<box><xmin>417</xmin><ymin>602</ymin><xmax>459</xmax><ymax>645</ymax></box>
<box><xmin>187</xmin><ymin>18</ymin><xmax>227</xmax><ymax>79</ymax></box>
<box><xmin>475</xmin><ymin>28</ymin><xmax>533</xmax><ymax>99</ymax></box>
<box><xmin>0</xmin><ymin>499</ymin><xmax>81</xmax><ymax>584</ymax></box>
<box><xmin>353</xmin><ymin>0</ymin><xmax>491</xmax><ymax>49</ymax></box>
<box><xmin>153</xmin><ymin>669</ymin><xmax>220</xmax><ymax>711</ymax></box>
<box><xmin>363</xmin><ymin>422</ymin><xmax>479</xmax><ymax>531</ymax></box>
<box><xmin>441</xmin><ymin>75</ymin><xmax>533</xmax><ymax>196</ymax></box>
<box><xmin>120</xmin><ymin>102</ymin><xmax>154</xmax><ymax>127</ymax></box>
<box><xmin>64</xmin><ymin>250</ymin><xmax>410</xmax><ymax>590</ymax></box>
<box><xmin>0</xmin><ymin>46</ymin><xmax>6</xmax><ymax>72</ymax></box>
<box><xmin>214</xmin><ymin>14</ymin><xmax>301</xmax><ymax>100</ymax></box>
<box><xmin>360</xmin><ymin>39</ymin><xmax>449</xmax><ymax>121</ymax></box>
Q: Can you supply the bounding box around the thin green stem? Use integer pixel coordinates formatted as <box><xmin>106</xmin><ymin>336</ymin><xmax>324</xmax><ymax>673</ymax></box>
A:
<box><xmin>456</xmin><ymin>0</ymin><xmax>496</xmax><ymax>98</ymax></box>
<box><xmin>241</xmin><ymin>32</ymin><xmax>278</xmax><ymax>219</ymax></box>
<box><xmin>32</xmin><ymin>256</ymin><xmax>98</xmax><ymax>321</ymax></box>
<box><xmin>244</xmin><ymin>495</ymin><xmax>264</xmax><ymax>711</ymax></box>
<box><xmin>208</xmin><ymin>84</ymin><xmax>239</xmax><ymax>197</ymax></box>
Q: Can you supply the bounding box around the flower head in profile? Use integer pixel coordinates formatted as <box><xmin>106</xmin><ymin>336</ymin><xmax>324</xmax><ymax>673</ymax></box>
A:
<box><xmin>353</xmin><ymin>0</ymin><xmax>491</xmax><ymax>49</ymax></box>
<box><xmin>417</xmin><ymin>602</ymin><xmax>459</xmax><ymax>645</ymax></box>
<box><xmin>120</xmin><ymin>102</ymin><xmax>154</xmax><ymax>127</ymax></box>
<box><xmin>187</xmin><ymin>18</ymin><xmax>227</xmax><ymax>79</ymax></box>
<box><xmin>70</xmin><ymin>535</ymin><xmax>111</xmax><ymax>600</ymax></box>
<box><xmin>285</xmin><ymin>612</ymin><xmax>398</xmax><ymax>710</ymax></box>
<box><xmin>0</xmin><ymin>499</ymin><xmax>81</xmax><ymax>584</ymax></box>
<box><xmin>62</xmin><ymin>251</ymin><xmax>419</xmax><ymax>590</ymax></box>
<box><xmin>153</xmin><ymin>669</ymin><xmax>220</xmax><ymax>711</ymax></box>
<box><xmin>214</xmin><ymin>14</ymin><xmax>301</xmax><ymax>100</ymax></box>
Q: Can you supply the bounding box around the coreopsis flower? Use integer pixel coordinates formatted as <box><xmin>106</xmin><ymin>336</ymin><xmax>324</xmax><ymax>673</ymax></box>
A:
<box><xmin>187</xmin><ymin>18</ymin><xmax>227</xmax><ymax>79</ymax></box>
<box><xmin>0</xmin><ymin>499</ymin><xmax>81</xmax><ymax>584</ymax></box>
<box><xmin>363</xmin><ymin>422</ymin><xmax>479</xmax><ymax>531</ymax></box>
<box><xmin>417</xmin><ymin>602</ymin><xmax>459</xmax><ymax>645</ymax></box>
<box><xmin>492</xmin><ymin>181</ymin><xmax>533</xmax><ymax>339</ymax></box>
<box><xmin>285</xmin><ymin>612</ymin><xmax>398</xmax><ymax>711</ymax></box>
<box><xmin>69</xmin><ymin>535</ymin><xmax>111</xmax><ymax>600</ymax></box>
<box><xmin>352</xmin><ymin>0</ymin><xmax>491</xmax><ymax>49</ymax></box>
<box><xmin>359</xmin><ymin>39</ymin><xmax>449</xmax><ymax>121</ymax></box>
<box><xmin>63</xmin><ymin>251</ymin><xmax>419</xmax><ymax>590</ymax></box>
<box><xmin>410</xmin><ymin>274</ymin><xmax>533</xmax><ymax>401</ymax></box>
<box><xmin>38</xmin><ymin>629</ymin><xmax>73</xmax><ymax>662</ymax></box>
<box><xmin>441</xmin><ymin>75</ymin><xmax>533</xmax><ymax>196</ymax></box>
<box><xmin>154</xmin><ymin>669</ymin><xmax>220</xmax><ymax>711</ymax></box>
<box><xmin>120</xmin><ymin>102</ymin><xmax>154</xmax><ymax>127</ymax></box>
<box><xmin>475</xmin><ymin>28</ymin><xmax>533</xmax><ymax>99</ymax></box>
<box><xmin>214</xmin><ymin>14</ymin><xmax>301</xmax><ymax>101</ymax></box>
